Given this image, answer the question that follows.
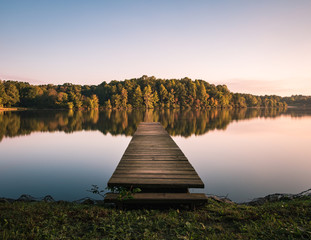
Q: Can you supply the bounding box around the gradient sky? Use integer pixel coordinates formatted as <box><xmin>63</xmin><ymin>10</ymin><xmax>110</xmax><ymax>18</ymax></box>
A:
<box><xmin>1</xmin><ymin>0</ymin><xmax>311</xmax><ymax>96</ymax></box>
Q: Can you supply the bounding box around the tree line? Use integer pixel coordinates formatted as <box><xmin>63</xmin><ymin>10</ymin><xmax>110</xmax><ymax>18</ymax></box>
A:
<box><xmin>0</xmin><ymin>76</ymin><xmax>288</xmax><ymax>109</ymax></box>
<box><xmin>282</xmin><ymin>95</ymin><xmax>311</xmax><ymax>107</ymax></box>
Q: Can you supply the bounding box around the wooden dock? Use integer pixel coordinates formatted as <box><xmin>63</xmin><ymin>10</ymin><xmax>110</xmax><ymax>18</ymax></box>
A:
<box><xmin>105</xmin><ymin>122</ymin><xmax>207</xmax><ymax>208</ymax></box>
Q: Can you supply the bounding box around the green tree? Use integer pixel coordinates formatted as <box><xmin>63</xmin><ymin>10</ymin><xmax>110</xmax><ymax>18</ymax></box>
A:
<box><xmin>143</xmin><ymin>85</ymin><xmax>153</xmax><ymax>109</ymax></box>
<box><xmin>112</xmin><ymin>94</ymin><xmax>121</xmax><ymax>109</ymax></box>
<box><xmin>0</xmin><ymin>81</ymin><xmax>7</xmax><ymax>107</ymax></box>
<box><xmin>22</xmin><ymin>86</ymin><xmax>44</xmax><ymax>107</ymax></box>
<box><xmin>168</xmin><ymin>89</ymin><xmax>175</xmax><ymax>108</ymax></box>
<box><xmin>133</xmin><ymin>86</ymin><xmax>143</xmax><ymax>108</ymax></box>
<box><xmin>73</xmin><ymin>95</ymin><xmax>83</xmax><ymax>109</ymax></box>
<box><xmin>233</xmin><ymin>94</ymin><xmax>247</xmax><ymax>108</ymax></box>
<box><xmin>153</xmin><ymin>91</ymin><xmax>159</xmax><ymax>107</ymax></box>
<box><xmin>56</xmin><ymin>92</ymin><xmax>68</xmax><ymax>107</ymax></box>
<box><xmin>91</xmin><ymin>94</ymin><xmax>99</xmax><ymax>109</ymax></box>
<box><xmin>4</xmin><ymin>82</ymin><xmax>20</xmax><ymax>107</ymax></box>
<box><xmin>176</xmin><ymin>84</ymin><xmax>188</xmax><ymax>108</ymax></box>
<box><xmin>198</xmin><ymin>82</ymin><xmax>209</xmax><ymax>108</ymax></box>
<box><xmin>0</xmin><ymin>76</ymin><xmax>290</xmax><ymax>109</ymax></box>
<box><xmin>159</xmin><ymin>84</ymin><xmax>168</xmax><ymax>103</ymax></box>
<box><xmin>245</xmin><ymin>95</ymin><xmax>259</xmax><ymax>107</ymax></box>
<box><xmin>105</xmin><ymin>99</ymin><xmax>112</xmax><ymax>109</ymax></box>
<box><xmin>120</xmin><ymin>88</ymin><xmax>128</xmax><ymax>108</ymax></box>
<box><xmin>85</xmin><ymin>94</ymin><xmax>99</xmax><ymax>109</ymax></box>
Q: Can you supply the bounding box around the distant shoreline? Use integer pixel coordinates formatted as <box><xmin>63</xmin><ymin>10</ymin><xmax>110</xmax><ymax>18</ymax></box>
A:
<box><xmin>0</xmin><ymin>106</ymin><xmax>301</xmax><ymax>111</ymax></box>
<box><xmin>0</xmin><ymin>107</ymin><xmax>19</xmax><ymax>111</ymax></box>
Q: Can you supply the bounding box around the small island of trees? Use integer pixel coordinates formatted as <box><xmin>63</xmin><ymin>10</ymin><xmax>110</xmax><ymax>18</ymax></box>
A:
<box><xmin>0</xmin><ymin>75</ymin><xmax>294</xmax><ymax>110</ymax></box>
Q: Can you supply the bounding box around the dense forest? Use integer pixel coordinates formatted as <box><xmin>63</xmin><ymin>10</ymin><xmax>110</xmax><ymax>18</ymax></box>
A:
<box><xmin>283</xmin><ymin>95</ymin><xmax>311</xmax><ymax>107</ymax></box>
<box><xmin>0</xmin><ymin>76</ymin><xmax>290</xmax><ymax>109</ymax></box>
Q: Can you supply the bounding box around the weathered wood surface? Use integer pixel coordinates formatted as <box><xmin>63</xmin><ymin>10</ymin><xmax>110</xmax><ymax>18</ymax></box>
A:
<box><xmin>108</xmin><ymin>122</ymin><xmax>204</xmax><ymax>189</ymax></box>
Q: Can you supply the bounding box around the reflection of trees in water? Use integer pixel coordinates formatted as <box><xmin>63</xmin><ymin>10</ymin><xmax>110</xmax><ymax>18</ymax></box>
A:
<box><xmin>284</xmin><ymin>108</ymin><xmax>311</xmax><ymax>118</ymax></box>
<box><xmin>0</xmin><ymin>108</ymin><xmax>304</xmax><ymax>141</ymax></box>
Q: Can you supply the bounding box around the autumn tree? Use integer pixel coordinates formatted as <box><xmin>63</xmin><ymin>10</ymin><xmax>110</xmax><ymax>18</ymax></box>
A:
<box><xmin>197</xmin><ymin>82</ymin><xmax>209</xmax><ymax>108</ymax></box>
<box><xmin>120</xmin><ymin>88</ymin><xmax>128</xmax><ymax>109</ymax></box>
<box><xmin>159</xmin><ymin>84</ymin><xmax>168</xmax><ymax>103</ymax></box>
<box><xmin>112</xmin><ymin>94</ymin><xmax>121</xmax><ymax>109</ymax></box>
<box><xmin>168</xmin><ymin>89</ymin><xmax>175</xmax><ymax>108</ymax></box>
<box><xmin>0</xmin><ymin>77</ymin><xmax>290</xmax><ymax>109</ymax></box>
<box><xmin>153</xmin><ymin>91</ymin><xmax>159</xmax><ymax>107</ymax></box>
<box><xmin>133</xmin><ymin>86</ymin><xmax>143</xmax><ymax>108</ymax></box>
<box><xmin>143</xmin><ymin>85</ymin><xmax>153</xmax><ymax>109</ymax></box>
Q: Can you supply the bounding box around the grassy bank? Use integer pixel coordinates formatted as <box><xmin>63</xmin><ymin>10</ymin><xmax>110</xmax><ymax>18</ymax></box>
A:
<box><xmin>1</xmin><ymin>198</ymin><xmax>311</xmax><ymax>239</ymax></box>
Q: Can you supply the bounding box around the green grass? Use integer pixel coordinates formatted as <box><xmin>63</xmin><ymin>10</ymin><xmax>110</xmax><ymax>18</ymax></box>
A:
<box><xmin>1</xmin><ymin>198</ymin><xmax>311</xmax><ymax>239</ymax></box>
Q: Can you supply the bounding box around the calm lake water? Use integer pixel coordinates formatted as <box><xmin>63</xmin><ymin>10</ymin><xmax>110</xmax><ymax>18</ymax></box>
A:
<box><xmin>1</xmin><ymin>108</ymin><xmax>311</xmax><ymax>202</ymax></box>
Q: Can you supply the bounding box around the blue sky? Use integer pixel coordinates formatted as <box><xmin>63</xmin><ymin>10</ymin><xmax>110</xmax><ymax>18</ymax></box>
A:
<box><xmin>1</xmin><ymin>0</ymin><xmax>311</xmax><ymax>96</ymax></box>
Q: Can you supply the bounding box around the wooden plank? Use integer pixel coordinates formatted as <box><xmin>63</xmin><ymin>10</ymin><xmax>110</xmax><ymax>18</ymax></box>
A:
<box><xmin>123</xmin><ymin>154</ymin><xmax>185</xmax><ymax>157</ymax></box>
<box><xmin>107</xmin><ymin>122</ymin><xmax>204</xmax><ymax>189</ymax></box>
<box><xmin>117</xmin><ymin>160</ymin><xmax>192</xmax><ymax>165</ymax></box>
<box><xmin>121</xmin><ymin>156</ymin><xmax>188</xmax><ymax>161</ymax></box>
<box><xmin>116</xmin><ymin>167</ymin><xmax>194</xmax><ymax>171</ymax></box>
<box><xmin>116</xmin><ymin>166</ymin><xmax>194</xmax><ymax>170</ymax></box>
<box><xmin>108</xmin><ymin>178</ymin><xmax>204</xmax><ymax>188</ymax></box>
<box><xmin>114</xmin><ymin>170</ymin><xmax>197</xmax><ymax>174</ymax></box>
<box><xmin>118</xmin><ymin>161</ymin><xmax>191</xmax><ymax>165</ymax></box>
<box><xmin>109</xmin><ymin>178</ymin><xmax>203</xmax><ymax>184</ymax></box>
<box><xmin>124</xmin><ymin>152</ymin><xmax>185</xmax><ymax>155</ymax></box>
<box><xmin>117</xmin><ymin>164</ymin><xmax>192</xmax><ymax>168</ymax></box>
<box><xmin>111</xmin><ymin>174</ymin><xmax>200</xmax><ymax>179</ymax></box>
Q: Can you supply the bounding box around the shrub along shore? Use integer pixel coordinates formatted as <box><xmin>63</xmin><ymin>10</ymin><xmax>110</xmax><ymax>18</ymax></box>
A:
<box><xmin>1</xmin><ymin>193</ymin><xmax>310</xmax><ymax>239</ymax></box>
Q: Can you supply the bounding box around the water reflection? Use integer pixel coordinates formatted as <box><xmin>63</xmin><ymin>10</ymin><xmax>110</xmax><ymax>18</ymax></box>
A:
<box><xmin>1</xmin><ymin>108</ymin><xmax>308</xmax><ymax>141</ymax></box>
<box><xmin>1</xmin><ymin>107</ymin><xmax>311</xmax><ymax>202</ymax></box>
